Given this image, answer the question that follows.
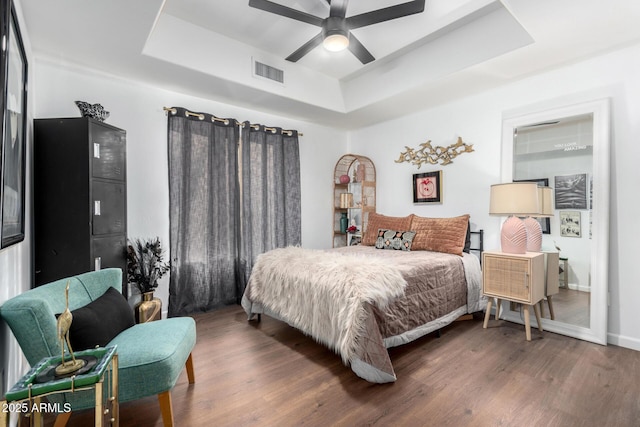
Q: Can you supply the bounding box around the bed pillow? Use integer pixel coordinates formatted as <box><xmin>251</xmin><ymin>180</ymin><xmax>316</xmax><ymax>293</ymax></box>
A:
<box><xmin>363</xmin><ymin>213</ymin><xmax>414</xmax><ymax>246</ymax></box>
<box><xmin>410</xmin><ymin>214</ymin><xmax>470</xmax><ymax>256</ymax></box>
<box><xmin>375</xmin><ymin>229</ymin><xmax>417</xmax><ymax>251</ymax></box>
<box><xmin>64</xmin><ymin>287</ymin><xmax>135</xmax><ymax>351</ymax></box>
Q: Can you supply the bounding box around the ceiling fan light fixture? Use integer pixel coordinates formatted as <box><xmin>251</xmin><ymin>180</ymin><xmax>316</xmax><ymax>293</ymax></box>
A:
<box><xmin>323</xmin><ymin>32</ymin><xmax>349</xmax><ymax>52</ymax></box>
<box><xmin>322</xmin><ymin>16</ymin><xmax>349</xmax><ymax>52</ymax></box>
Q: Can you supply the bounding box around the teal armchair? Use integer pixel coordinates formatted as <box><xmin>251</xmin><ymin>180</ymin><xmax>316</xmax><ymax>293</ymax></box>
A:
<box><xmin>0</xmin><ymin>268</ymin><xmax>196</xmax><ymax>426</ymax></box>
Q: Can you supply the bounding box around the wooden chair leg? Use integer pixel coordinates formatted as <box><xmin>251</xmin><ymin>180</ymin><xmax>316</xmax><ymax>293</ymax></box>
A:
<box><xmin>53</xmin><ymin>412</ymin><xmax>72</xmax><ymax>427</ymax></box>
<box><xmin>186</xmin><ymin>353</ymin><xmax>195</xmax><ymax>384</ymax></box>
<box><xmin>158</xmin><ymin>391</ymin><xmax>174</xmax><ymax>427</ymax></box>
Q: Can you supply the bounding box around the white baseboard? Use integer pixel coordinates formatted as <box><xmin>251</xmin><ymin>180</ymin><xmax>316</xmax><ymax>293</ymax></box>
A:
<box><xmin>607</xmin><ymin>333</ymin><xmax>640</xmax><ymax>351</ymax></box>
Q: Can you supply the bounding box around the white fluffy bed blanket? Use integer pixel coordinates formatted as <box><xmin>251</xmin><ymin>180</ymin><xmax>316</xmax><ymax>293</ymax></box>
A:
<box><xmin>247</xmin><ymin>246</ymin><xmax>407</xmax><ymax>364</ymax></box>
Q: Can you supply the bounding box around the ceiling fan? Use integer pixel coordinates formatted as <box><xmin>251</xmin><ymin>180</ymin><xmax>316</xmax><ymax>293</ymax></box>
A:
<box><xmin>248</xmin><ymin>0</ymin><xmax>426</xmax><ymax>64</ymax></box>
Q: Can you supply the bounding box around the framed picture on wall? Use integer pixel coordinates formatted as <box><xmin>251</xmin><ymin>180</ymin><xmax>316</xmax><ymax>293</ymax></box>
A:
<box><xmin>413</xmin><ymin>171</ymin><xmax>442</xmax><ymax>203</ymax></box>
<box><xmin>514</xmin><ymin>178</ymin><xmax>551</xmax><ymax>234</ymax></box>
<box><xmin>0</xmin><ymin>0</ymin><xmax>28</xmax><ymax>249</ymax></box>
<box><xmin>560</xmin><ymin>211</ymin><xmax>581</xmax><ymax>238</ymax></box>
<box><xmin>555</xmin><ymin>173</ymin><xmax>587</xmax><ymax>209</ymax></box>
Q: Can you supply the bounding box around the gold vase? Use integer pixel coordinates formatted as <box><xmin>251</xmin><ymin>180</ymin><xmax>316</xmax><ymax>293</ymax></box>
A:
<box><xmin>135</xmin><ymin>292</ymin><xmax>162</xmax><ymax>323</ymax></box>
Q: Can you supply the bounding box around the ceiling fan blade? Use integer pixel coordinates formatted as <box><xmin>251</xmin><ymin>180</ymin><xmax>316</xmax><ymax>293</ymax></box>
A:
<box><xmin>346</xmin><ymin>0</ymin><xmax>425</xmax><ymax>30</ymax></box>
<box><xmin>249</xmin><ymin>0</ymin><xmax>324</xmax><ymax>26</ymax></box>
<box><xmin>285</xmin><ymin>33</ymin><xmax>324</xmax><ymax>62</ymax></box>
<box><xmin>329</xmin><ymin>0</ymin><xmax>348</xmax><ymax>18</ymax></box>
<box><xmin>347</xmin><ymin>32</ymin><xmax>375</xmax><ymax>64</ymax></box>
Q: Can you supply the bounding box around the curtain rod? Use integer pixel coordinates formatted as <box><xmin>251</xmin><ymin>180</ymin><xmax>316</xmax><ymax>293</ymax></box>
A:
<box><xmin>163</xmin><ymin>107</ymin><xmax>302</xmax><ymax>136</ymax></box>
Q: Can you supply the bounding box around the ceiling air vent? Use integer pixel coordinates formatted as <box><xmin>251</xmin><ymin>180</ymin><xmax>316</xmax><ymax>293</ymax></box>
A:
<box><xmin>253</xmin><ymin>59</ymin><xmax>284</xmax><ymax>84</ymax></box>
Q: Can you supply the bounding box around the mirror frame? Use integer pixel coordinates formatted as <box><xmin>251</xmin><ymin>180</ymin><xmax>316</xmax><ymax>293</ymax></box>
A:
<box><xmin>500</xmin><ymin>98</ymin><xmax>610</xmax><ymax>345</ymax></box>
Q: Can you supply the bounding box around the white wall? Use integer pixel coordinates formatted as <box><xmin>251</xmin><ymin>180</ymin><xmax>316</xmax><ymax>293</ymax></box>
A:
<box><xmin>349</xmin><ymin>42</ymin><xmax>640</xmax><ymax>350</ymax></box>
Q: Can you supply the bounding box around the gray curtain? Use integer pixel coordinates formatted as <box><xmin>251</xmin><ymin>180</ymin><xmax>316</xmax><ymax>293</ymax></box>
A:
<box><xmin>238</xmin><ymin>123</ymin><xmax>301</xmax><ymax>291</ymax></box>
<box><xmin>167</xmin><ymin>110</ymin><xmax>301</xmax><ymax>315</ymax></box>
<box><xmin>167</xmin><ymin>108</ymin><xmax>240</xmax><ymax>316</ymax></box>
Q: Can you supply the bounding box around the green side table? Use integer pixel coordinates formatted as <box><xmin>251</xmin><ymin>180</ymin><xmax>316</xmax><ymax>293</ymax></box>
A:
<box><xmin>1</xmin><ymin>346</ymin><xmax>118</xmax><ymax>427</ymax></box>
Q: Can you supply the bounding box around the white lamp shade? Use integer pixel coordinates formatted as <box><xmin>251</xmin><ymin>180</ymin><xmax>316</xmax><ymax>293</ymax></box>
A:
<box><xmin>534</xmin><ymin>186</ymin><xmax>554</xmax><ymax>217</ymax></box>
<box><xmin>489</xmin><ymin>182</ymin><xmax>540</xmax><ymax>216</ymax></box>
<box><xmin>523</xmin><ymin>186</ymin><xmax>554</xmax><ymax>252</ymax></box>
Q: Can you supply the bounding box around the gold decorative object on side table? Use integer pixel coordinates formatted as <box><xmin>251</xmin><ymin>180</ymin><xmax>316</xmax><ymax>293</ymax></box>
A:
<box><xmin>395</xmin><ymin>136</ymin><xmax>474</xmax><ymax>167</ymax></box>
<box><xmin>55</xmin><ymin>281</ymin><xmax>86</xmax><ymax>375</ymax></box>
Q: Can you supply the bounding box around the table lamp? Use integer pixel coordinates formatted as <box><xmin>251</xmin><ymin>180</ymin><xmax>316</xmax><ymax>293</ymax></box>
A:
<box><xmin>489</xmin><ymin>182</ymin><xmax>540</xmax><ymax>254</ymax></box>
<box><xmin>523</xmin><ymin>186</ymin><xmax>554</xmax><ymax>252</ymax></box>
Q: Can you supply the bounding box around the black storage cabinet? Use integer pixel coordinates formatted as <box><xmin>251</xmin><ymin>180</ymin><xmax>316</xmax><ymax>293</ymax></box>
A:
<box><xmin>34</xmin><ymin>117</ymin><xmax>127</xmax><ymax>290</ymax></box>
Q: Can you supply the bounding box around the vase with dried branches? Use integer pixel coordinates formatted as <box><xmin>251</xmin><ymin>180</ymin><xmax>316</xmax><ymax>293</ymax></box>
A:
<box><xmin>127</xmin><ymin>237</ymin><xmax>170</xmax><ymax>322</ymax></box>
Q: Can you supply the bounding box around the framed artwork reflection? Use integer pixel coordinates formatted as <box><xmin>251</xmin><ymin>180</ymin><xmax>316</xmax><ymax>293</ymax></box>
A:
<box><xmin>0</xmin><ymin>0</ymin><xmax>28</xmax><ymax>248</ymax></box>
<box><xmin>514</xmin><ymin>178</ymin><xmax>551</xmax><ymax>234</ymax></box>
<box><xmin>413</xmin><ymin>171</ymin><xmax>442</xmax><ymax>204</ymax></box>
<box><xmin>555</xmin><ymin>173</ymin><xmax>587</xmax><ymax>210</ymax></box>
<box><xmin>560</xmin><ymin>211</ymin><xmax>581</xmax><ymax>238</ymax></box>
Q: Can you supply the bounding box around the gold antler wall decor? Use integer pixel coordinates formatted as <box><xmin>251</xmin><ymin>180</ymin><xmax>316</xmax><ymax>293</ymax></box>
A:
<box><xmin>395</xmin><ymin>137</ymin><xmax>474</xmax><ymax>168</ymax></box>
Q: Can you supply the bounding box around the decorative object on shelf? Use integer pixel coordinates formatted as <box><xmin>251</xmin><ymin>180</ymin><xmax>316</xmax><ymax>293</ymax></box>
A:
<box><xmin>55</xmin><ymin>281</ymin><xmax>86</xmax><ymax>375</ymax></box>
<box><xmin>347</xmin><ymin>225</ymin><xmax>358</xmax><ymax>234</ymax></box>
<box><xmin>489</xmin><ymin>182</ymin><xmax>540</xmax><ymax>254</ymax></box>
<box><xmin>395</xmin><ymin>137</ymin><xmax>474</xmax><ymax>168</ymax></box>
<box><xmin>413</xmin><ymin>171</ymin><xmax>442</xmax><ymax>203</ymax></box>
<box><xmin>0</xmin><ymin>1</ymin><xmax>28</xmax><ymax>249</ymax></box>
<box><xmin>340</xmin><ymin>193</ymin><xmax>353</xmax><ymax>208</ymax></box>
<box><xmin>75</xmin><ymin>100</ymin><xmax>110</xmax><ymax>121</ymax></box>
<box><xmin>340</xmin><ymin>212</ymin><xmax>349</xmax><ymax>234</ymax></box>
<box><xmin>339</xmin><ymin>174</ymin><xmax>351</xmax><ymax>184</ymax></box>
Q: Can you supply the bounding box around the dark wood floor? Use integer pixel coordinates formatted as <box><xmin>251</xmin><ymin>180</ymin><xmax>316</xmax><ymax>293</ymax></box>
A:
<box><xmin>40</xmin><ymin>305</ymin><xmax>640</xmax><ymax>426</ymax></box>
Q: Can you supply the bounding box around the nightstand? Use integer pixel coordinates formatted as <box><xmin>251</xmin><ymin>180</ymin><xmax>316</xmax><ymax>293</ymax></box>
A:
<box><xmin>482</xmin><ymin>250</ymin><xmax>545</xmax><ymax>341</ymax></box>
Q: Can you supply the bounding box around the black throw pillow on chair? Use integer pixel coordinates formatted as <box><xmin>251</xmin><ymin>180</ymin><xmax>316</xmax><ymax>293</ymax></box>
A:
<box><xmin>60</xmin><ymin>287</ymin><xmax>135</xmax><ymax>351</ymax></box>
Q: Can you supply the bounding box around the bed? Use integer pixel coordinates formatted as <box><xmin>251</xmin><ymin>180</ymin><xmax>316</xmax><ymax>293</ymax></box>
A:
<box><xmin>241</xmin><ymin>213</ymin><xmax>485</xmax><ymax>383</ymax></box>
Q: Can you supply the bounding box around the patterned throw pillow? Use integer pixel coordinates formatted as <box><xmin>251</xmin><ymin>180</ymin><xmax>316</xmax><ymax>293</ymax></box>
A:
<box><xmin>363</xmin><ymin>213</ymin><xmax>414</xmax><ymax>246</ymax></box>
<box><xmin>375</xmin><ymin>229</ymin><xmax>417</xmax><ymax>251</ymax></box>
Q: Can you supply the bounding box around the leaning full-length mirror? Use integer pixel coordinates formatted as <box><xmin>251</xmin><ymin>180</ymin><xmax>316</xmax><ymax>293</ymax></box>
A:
<box><xmin>500</xmin><ymin>99</ymin><xmax>610</xmax><ymax>345</ymax></box>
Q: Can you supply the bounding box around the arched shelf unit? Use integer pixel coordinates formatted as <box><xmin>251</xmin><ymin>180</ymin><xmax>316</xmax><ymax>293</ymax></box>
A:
<box><xmin>333</xmin><ymin>154</ymin><xmax>376</xmax><ymax>247</ymax></box>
